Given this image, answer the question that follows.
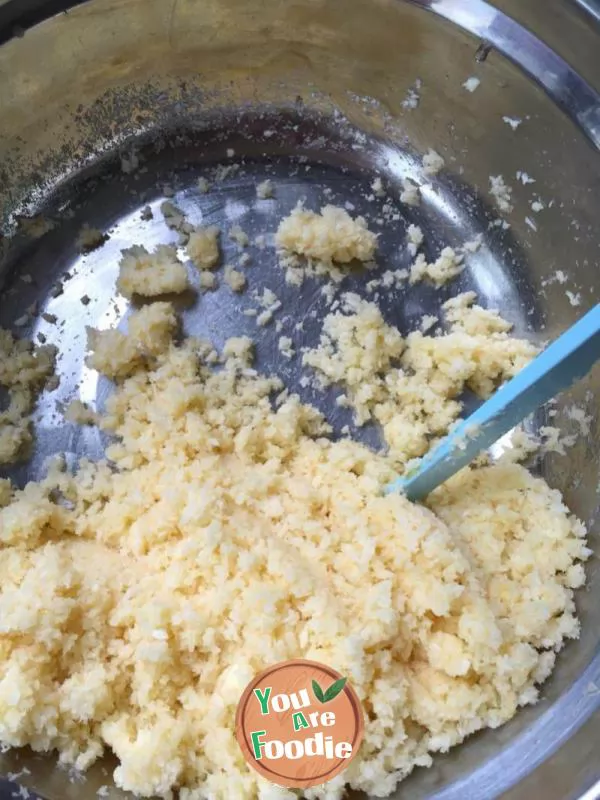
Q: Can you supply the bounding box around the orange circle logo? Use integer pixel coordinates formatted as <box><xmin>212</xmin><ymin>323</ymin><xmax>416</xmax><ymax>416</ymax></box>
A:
<box><xmin>235</xmin><ymin>659</ymin><xmax>364</xmax><ymax>789</ymax></box>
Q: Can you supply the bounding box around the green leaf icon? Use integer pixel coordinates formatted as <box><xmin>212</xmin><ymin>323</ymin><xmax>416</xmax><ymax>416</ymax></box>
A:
<box><xmin>323</xmin><ymin>677</ymin><xmax>347</xmax><ymax>702</ymax></box>
<box><xmin>312</xmin><ymin>677</ymin><xmax>347</xmax><ymax>703</ymax></box>
<box><xmin>312</xmin><ymin>679</ymin><xmax>325</xmax><ymax>703</ymax></box>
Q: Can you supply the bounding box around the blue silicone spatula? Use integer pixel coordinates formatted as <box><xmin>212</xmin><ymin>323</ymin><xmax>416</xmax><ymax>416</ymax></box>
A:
<box><xmin>387</xmin><ymin>304</ymin><xmax>600</xmax><ymax>501</ymax></box>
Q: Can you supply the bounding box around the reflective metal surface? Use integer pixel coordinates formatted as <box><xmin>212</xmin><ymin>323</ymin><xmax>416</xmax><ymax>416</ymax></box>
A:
<box><xmin>0</xmin><ymin>1</ymin><xmax>599</xmax><ymax>799</ymax></box>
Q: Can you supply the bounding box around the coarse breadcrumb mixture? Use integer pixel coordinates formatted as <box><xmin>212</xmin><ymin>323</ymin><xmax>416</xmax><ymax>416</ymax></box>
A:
<box><xmin>85</xmin><ymin>302</ymin><xmax>178</xmax><ymax>380</ymax></box>
<box><xmin>409</xmin><ymin>247</ymin><xmax>463</xmax><ymax>287</ymax></box>
<box><xmin>116</xmin><ymin>245</ymin><xmax>189</xmax><ymax>298</ymax></box>
<box><xmin>0</xmin><ymin>330</ymin><xmax>57</xmax><ymax>464</ymax></box>
<box><xmin>304</xmin><ymin>291</ymin><xmax>538</xmax><ymax>464</ymax></box>
<box><xmin>0</xmin><ymin>201</ymin><xmax>590</xmax><ymax>800</ymax></box>
<box><xmin>276</xmin><ymin>204</ymin><xmax>378</xmax><ymax>277</ymax></box>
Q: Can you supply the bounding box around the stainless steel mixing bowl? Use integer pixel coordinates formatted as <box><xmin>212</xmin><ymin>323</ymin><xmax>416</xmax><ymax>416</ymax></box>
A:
<box><xmin>0</xmin><ymin>0</ymin><xmax>599</xmax><ymax>798</ymax></box>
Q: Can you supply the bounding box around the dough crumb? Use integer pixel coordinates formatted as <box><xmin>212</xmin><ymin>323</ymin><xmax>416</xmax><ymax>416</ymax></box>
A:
<box><xmin>400</xmin><ymin>178</ymin><xmax>421</xmax><ymax>207</ymax></box>
<box><xmin>401</xmin><ymin>79</ymin><xmax>422</xmax><ymax>110</ymax></box>
<box><xmin>116</xmin><ymin>245</ymin><xmax>188</xmax><ymax>298</ymax></box>
<box><xmin>462</xmin><ymin>234</ymin><xmax>483</xmax><ymax>253</ymax></box>
<box><xmin>566</xmin><ymin>405</ymin><xmax>592</xmax><ymax>437</ymax></box>
<box><xmin>222</xmin><ymin>335</ymin><xmax>254</xmax><ymax>365</ymax></box>
<box><xmin>462</xmin><ymin>76</ymin><xmax>481</xmax><ymax>92</ymax></box>
<box><xmin>525</xmin><ymin>216</ymin><xmax>538</xmax><ymax>232</ymax></box>
<box><xmin>187</xmin><ymin>226</ymin><xmax>220</xmax><ymax>270</ymax></box>
<box><xmin>278</xmin><ymin>336</ymin><xmax>295</xmax><ymax>359</ymax></box>
<box><xmin>503</xmin><ymin>116</ymin><xmax>522</xmax><ymax>131</ymax></box>
<box><xmin>214</xmin><ymin>163</ymin><xmax>240</xmax><ymax>182</ymax></box>
<box><xmin>256</xmin><ymin>179</ymin><xmax>275</xmax><ymax>199</ymax></box>
<box><xmin>410</xmin><ymin>247</ymin><xmax>464</xmax><ymax>286</ymax></box>
<box><xmin>86</xmin><ymin>302</ymin><xmax>177</xmax><ymax>380</ymax></box>
<box><xmin>198</xmin><ymin>271</ymin><xmax>217</xmax><ymax>291</ymax></box>
<box><xmin>406</xmin><ymin>224</ymin><xmax>424</xmax><ymax>256</ymax></box>
<box><xmin>516</xmin><ymin>171</ymin><xmax>535</xmax><ymax>185</ymax></box>
<box><xmin>423</xmin><ymin>149</ymin><xmax>445</xmax><ymax>176</ymax></box>
<box><xmin>420</xmin><ymin>314</ymin><xmax>438</xmax><ymax>332</ymax></box>
<box><xmin>229</xmin><ymin>225</ymin><xmax>250</xmax><ymax>247</ymax></box>
<box><xmin>197</xmin><ymin>177</ymin><xmax>210</xmax><ymax>194</ymax></box>
<box><xmin>76</xmin><ymin>224</ymin><xmax>107</xmax><ymax>253</ymax></box>
<box><xmin>223</xmin><ymin>266</ymin><xmax>246</xmax><ymax>293</ymax></box>
<box><xmin>160</xmin><ymin>201</ymin><xmax>188</xmax><ymax>233</ymax></box>
<box><xmin>64</xmin><ymin>399</ymin><xmax>97</xmax><ymax>426</ymax></box>
<box><xmin>489</xmin><ymin>175</ymin><xmax>514</xmax><ymax>214</ymax></box>
<box><xmin>372</xmin><ymin>177</ymin><xmax>386</xmax><ymax>197</ymax></box>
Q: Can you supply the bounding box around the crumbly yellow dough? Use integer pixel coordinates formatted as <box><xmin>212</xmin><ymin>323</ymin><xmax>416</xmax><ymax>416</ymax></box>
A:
<box><xmin>276</xmin><ymin>204</ymin><xmax>378</xmax><ymax>269</ymax></box>
<box><xmin>409</xmin><ymin>247</ymin><xmax>463</xmax><ymax>287</ymax></box>
<box><xmin>304</xmin><ymin>292</ymin><xmax>538</xmax><ymax>465</ymax></box>
<box><xmin>0</xmin><ymin>329</ymin><xmax>57</xmax><ymax>464</ymax></box>
<box><xmin>85</xmin><ymin>302</ymin><xmax>177</xmax><ymax>380</ymax></box>
<box><xmin>116</xmin><ymin>245</ymin><xmax>189</xmax><ymax>298</ymax></box>
<box><xmin>0</xmin><ymin>283</ymin><xmax>589</xmax><ymax>800</ymax></box>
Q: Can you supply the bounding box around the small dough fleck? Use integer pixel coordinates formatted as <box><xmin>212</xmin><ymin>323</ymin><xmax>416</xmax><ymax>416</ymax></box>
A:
<box><xmin>400</xmin><ymin>179</ymin><xmax>421</xmax><ymax>207</ymax></box>
<box><xmin>406</xmin><ymin>224</ymin><xmax>424</xmax><ymax>256</ymax></box>
<box><xmin>63</xmin><ymin>400</ymin><xmax>97</xmax><ymax>426</ymax></box>
<box><xmin>229</xmin><ymin>225</ymin><xmax>250</xmax><ymax>247</ymax></box>
<box><xmin>278</xmin><ymin>336</ymin><xmax>295</xmax><ymax>359</ymax></box>
<box><xmin>256</xmin><ymin>180</ymin><xmax>275</xmax><ymax>199</ymax></box>
<box><xmin>489</xmin><ymin>175</ymin><xmax>514</xmax><ymax>214</ymax></box>
<box><xmin>422</xmin><ymin>149</ymin><xmax>445</xmax><ymax>176</ymax></box>
<box><xmin>224</xmin><ymin>266</ymin><xmax>246</xmax><ymax>293</ymax></box>
<box><xmin>462</xmin><ymin>77</ymin><xmax>481</xmax><ymax>93</ymax></box>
